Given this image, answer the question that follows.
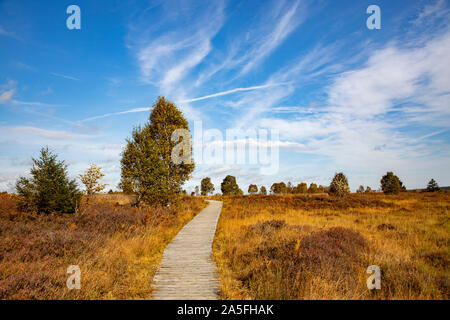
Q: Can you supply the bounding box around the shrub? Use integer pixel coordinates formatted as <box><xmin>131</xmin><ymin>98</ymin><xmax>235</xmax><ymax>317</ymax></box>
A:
<box><xmin>329</xmin><ymin>172</ymin><xmax>350</xmax><ymax>197</ymax></box>
<box><xmin>15</xmin><ymin>147</ymin><xmax>81</xmax><ymax>214</ymax></box>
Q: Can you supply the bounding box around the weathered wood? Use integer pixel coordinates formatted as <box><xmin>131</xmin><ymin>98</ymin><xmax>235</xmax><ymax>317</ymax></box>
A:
<box><xmin>151</xmin><ymin>200</ymin><xmax>223</xmax><ymax>300</ymax></box>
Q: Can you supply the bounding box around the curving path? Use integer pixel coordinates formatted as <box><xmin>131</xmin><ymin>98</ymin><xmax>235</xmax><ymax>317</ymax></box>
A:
<box><xmin>151</xmin><ymin>200</ymin><xmax>223</xmax><ymax>300</ymax></box>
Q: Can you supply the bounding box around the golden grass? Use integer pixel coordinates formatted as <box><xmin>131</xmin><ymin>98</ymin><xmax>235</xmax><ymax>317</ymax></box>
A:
<box><xmin>212</xmin><ymin>193</ymin><xmax>450</xmax><ymax>300</ymax></box>
<box><xmin>0</xmin><ymin>193</ymin><xmax>206</xmax><ymax>299</ymax></box>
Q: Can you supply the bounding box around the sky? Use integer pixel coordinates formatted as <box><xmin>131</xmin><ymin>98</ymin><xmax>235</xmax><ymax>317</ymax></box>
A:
<box><xmin>0</xmin><ymin>0</ymin><xmax>449</xmax><ymax>193</ymax></box>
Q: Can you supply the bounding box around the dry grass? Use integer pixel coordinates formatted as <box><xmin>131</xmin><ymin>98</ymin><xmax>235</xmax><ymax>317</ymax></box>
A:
<box><xmin>212</xmin><ymin>193</ymin><xmax>450</xmax><ymax>299</ymax></box>
<box><xmin>0</xmin><ymin>193</ymin><xmax>206</xmax><ymax>299</ymax></box>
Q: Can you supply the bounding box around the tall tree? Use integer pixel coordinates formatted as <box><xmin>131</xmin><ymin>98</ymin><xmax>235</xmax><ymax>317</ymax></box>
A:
<box><xmin>248</xmin><ymin>184</ymin><xmax>258</xmax><ymax>194</ymax></box>
<box><xmin>15</xmin><ymin>147</ymin><xmax>81</xmax><ymax>214</ymax></box>
<box><xmin>329</xmin><ymin>172</ymin><xmax>350</xmax><ymax>197</ymax></box>
<box><xmin>426</xmin><ymin>179</ymin><xmax>440</xmax><ymax>192</ymax></box>
<box><xmin>201</xmin><ymin>177</ymin><xmax>215</xmax><ymax>195</ymax></box>
<box><xmin>120</xmin><ymin>97</ymin><xmax>194</xmax><ymax>206</ymax></box>
<box><xmin>380</xmin><ymin>172</ymin><xmax>404</xmax><ymax>194</ymax></box>
<box><xmin>221</xmin><ymin>175</ymin><xmax>240</xmax><ymax>195</ymax></box>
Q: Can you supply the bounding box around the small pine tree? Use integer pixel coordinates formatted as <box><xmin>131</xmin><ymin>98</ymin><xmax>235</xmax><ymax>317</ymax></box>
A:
<box><xmin>356</xmin><ymin>185</ymin><xmax>365</xmax><ymax>193</ymax></box>
<box><xmin>15</xmin><ymin>147</ymin><xmax>81</xmax><ymax>214</ymax></box>
<box><xmin>329</xmin><ymin>172</ymin><xmax>350</xmax><ymax>197</ymax></box>
<box><xmin>426</xmin><ymin>179</ymin><xmax>440</xmax><ymax>192</ymax></box>
<box><xmin>365</xmin><ymin>186</ymin><xmax>372</xmax><ymax>193</ymax></box>
<box><xmin>248</xmin><ymin>184</ymin><xmax>258</xmax><ymax>194</ymax></box>
<box><xmin>201</xmin><ymin>177</ymin><xmax>215</xmax><ymax>195</ymax></box>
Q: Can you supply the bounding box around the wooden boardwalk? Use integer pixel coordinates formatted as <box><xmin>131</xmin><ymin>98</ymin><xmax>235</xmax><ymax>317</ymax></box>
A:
<box><xmin>151</xmin><ymin>200</ymin><xmax>223</xmax><ymax>300</ymax></box>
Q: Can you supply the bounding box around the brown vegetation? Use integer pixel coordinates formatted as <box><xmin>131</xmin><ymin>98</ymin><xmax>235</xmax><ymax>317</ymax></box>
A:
<box><xmin>0</xmin><ymin>193</ymin><xmax>206</xmax><ymax>299</ymax></box>
<box><xmin>213</xmin><ymin>192</ymin><xmax>450</xmax><ymax>299</ymax></box>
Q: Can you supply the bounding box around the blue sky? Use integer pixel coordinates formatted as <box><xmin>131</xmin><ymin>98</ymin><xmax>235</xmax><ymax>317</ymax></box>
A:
<box><xmin>1</xmin><ymin>0</ymin><xmax>449</xmax><ymax>193</ymax></box>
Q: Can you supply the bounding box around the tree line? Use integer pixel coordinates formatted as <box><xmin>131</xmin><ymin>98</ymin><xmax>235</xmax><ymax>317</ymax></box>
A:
<box><xmin>11</xmin><ymin>97</ymin><xmax>444</xmax><ymax>215</ymax></box>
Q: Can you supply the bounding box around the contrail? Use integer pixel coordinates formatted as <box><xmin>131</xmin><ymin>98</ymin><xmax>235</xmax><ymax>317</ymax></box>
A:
<box><xmin>79</xmin><ymin>107</ymin><xmax>151</xmax><ymax>122</ymax></box>
<box><xmin>178</xmin><ymin>83</ymin><xmax>285</xmax><ymax>103</ymax></box>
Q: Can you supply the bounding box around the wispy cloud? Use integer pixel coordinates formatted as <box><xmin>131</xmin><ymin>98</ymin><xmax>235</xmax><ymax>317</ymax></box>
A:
<box><xmin>79</xmin><ymin>107</ymin><xmax>151</xmax><ymax>122</ymax></box>
<box><xmin>50</xmin><ymin>72</ymin><xmax>80</xmax><ymax>81</ymax></box>
<box><xmin>178</xmin><ymin>83</ymin><xmax>287</xmax><ymax>103</ymax></box>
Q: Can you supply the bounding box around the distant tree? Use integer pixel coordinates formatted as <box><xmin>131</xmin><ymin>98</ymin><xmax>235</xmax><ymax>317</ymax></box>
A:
<box><xmin>108</xmin><ymin>189</ymin><xmax>114</xmax><ymax>194</ymax></box>
<box><xmin>119</xmin><ymin>97</ymin><xmax>194</xmax><ymax>206</ymax></box>
<box><xmin>329</xmin><ymin>172</ymin><xmax>350</xmax><ymax>197</ymax></box>
<box><xmin>15</xmin><ymin>147</ymin><xmax>81</xmax><ymax>214</ymax></box>
<box><xmin>221</xmin><ymin>175</ymin><xmax>241</xmax><ymax>195</ymax></box>
<box><xmin>426</xmin><ymin>179</ymin><xmax>440</xmax><ymax>192</ymax></box>
<box><xmin>286</xmin><ymin>182</ymin><xmax>294</xmax><ymax>193</ymax></box>
<box><xmin>318</xmin><ymin>185</ymin><xmax>325</xmax><ymax>193</ymax></box>
<box><xmin>270</xmin><ymin>182</ymin><xmax>287</xmax><ymax>194</ymax></box>
<box><xmin>356</xmin><ymin>185</ymin><xmax>365</xmax><ymax>194</ymax></box>
<box><xmin>248</xmin><ymin>184</ymin><xmax>258</xmax><ymax>194</ymax></box>
<box><xmin>260</xmin><ymin>186</ymin><xmax>267</xmax><ymax>195</ymax></box>
<box><xmin>190</xmin><ymin>191</ymin><xmax>195</xmax><ymax>196</ymax></box>
<box><xmin>201</xmin><ymin>177</ymin><xmax>215</xmax><ymax>195</ymax></box>
<box><xmin>79</xmin><ymin>164</ymin><xmax>107</xmax><ymax>196</ymax></box>
<box><xmin>308</xmin><ymin>183</ymin><xmax>318</xmax><ymax>194</ymax></box>
<box><xmin>380</xmin><ymin>172</ymin><xmax>404</xmax><ymax>194</ymax></box>
<box><xmin>365</xmin><ymin>186</ymin><xmax>372</xmax><ymax>193</ymax></box>
<box><xmin>294</xmin><ymin>182</ymin><xmax>308</xmax><ymax>194</ymax></box>
<box><xmin>195</xmin><ymin>186</ymin><xmax>199</xmax><ymax>196</ymax></box>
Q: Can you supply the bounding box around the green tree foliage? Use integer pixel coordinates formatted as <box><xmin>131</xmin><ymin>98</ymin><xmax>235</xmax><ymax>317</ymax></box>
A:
<box><xmin>248</xmin><ymin>184</ymin><xmax>258</xmax><ymax>194</ymax></box>
<box><xmin>270</xmin><ymin>182</ymin><xmax>287</xmax><ymax>194</ymax></box>
<box><xmin>15</xmin><ymin>147</ymin><xmax>81</xmax><ymax>214</ymax></box>
<box><xmin>120</xmin><ymin>97</ymin><xmax>194</xmax><ymax>206</ymax></box>
<box><xmin>380</xmin><ymin>172</ymin><xmax>405</xmax><ymax>194</ymax></box>
<box><xmin>426</xmin><ymin>179</ymin><xmax>440</xmax><ymax>192</ymax></box>
<box><xmin>329</xmin><ymin>172</ymin><xmax>350</xmax><ymax>197</ymax></box>
<box><xmin>308</xmin><ymin>183</ymin><xmax>318</xmax><ymax>194</ymax></box>
<box><xmin>221</xmin><ymin>175</ymin><xmax>241</xmax><ymax>195</ymax></box>
<box><xmin>259</xmin><ymin>186</ymin><xmax>267</xmax><ymax>195</ymax></box>
<box><xmin>201</xmin><ymin>177</ymin><xmax>215</xmax><ymax>195</ymax></box>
